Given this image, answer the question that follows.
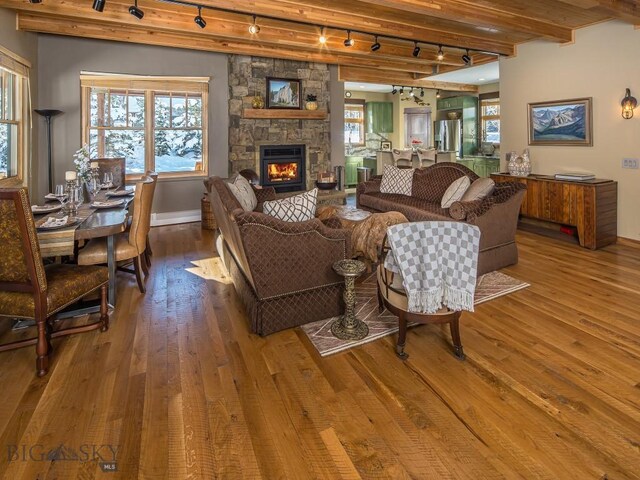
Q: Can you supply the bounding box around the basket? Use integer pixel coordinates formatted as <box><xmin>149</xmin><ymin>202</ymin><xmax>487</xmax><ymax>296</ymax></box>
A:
<box><xmin>201</xmin><ymin>193</ymin><xmax>217</xmax><ymax>230</ymax></box>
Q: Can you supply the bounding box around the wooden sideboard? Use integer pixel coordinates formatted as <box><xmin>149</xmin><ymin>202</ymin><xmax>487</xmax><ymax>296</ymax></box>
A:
<box><xmin>491</xmin><ymin>173</ymin><xmax>617</xmax><ymax>249</ymax></box>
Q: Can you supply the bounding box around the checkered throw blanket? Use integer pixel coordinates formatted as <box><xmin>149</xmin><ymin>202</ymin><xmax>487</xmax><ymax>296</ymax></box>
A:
<box><xmin>383</xmin><ymin>221</ymin><xmax>481</xmax><ymax>314</ymax></box>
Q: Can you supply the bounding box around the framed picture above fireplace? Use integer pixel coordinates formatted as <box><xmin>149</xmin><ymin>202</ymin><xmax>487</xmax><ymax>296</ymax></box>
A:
<box><xmin>267</xmin><ymin>78</ymin><xmax>302</xmax><ymax>109</ymax></box>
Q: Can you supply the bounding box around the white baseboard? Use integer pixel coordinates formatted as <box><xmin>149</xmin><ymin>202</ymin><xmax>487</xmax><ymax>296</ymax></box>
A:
<box><xmin>151</xmin><ymin>209</ymin><xmax>202</xmax><ymax>227</ymax></box>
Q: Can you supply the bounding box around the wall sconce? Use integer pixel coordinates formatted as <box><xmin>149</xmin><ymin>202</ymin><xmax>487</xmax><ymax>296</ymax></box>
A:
<box><xmin>621</xmin><ymin>88</ymin><xmax>637</xmax><ymax>119</ymax></box>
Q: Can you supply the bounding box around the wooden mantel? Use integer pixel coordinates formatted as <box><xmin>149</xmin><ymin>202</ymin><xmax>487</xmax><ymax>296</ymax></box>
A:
<box><xmin>242</xmin><ymin>109</ymin><xmax>328</xmax><ymax>120</ymax></box>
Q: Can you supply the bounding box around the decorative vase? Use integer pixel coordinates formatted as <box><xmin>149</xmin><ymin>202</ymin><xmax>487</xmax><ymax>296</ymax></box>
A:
<box><xmin>305</xmin><ymin>101</ymin><xmax>318</xmax><ymax>111</ymax></box>
<box><xmin>251</xmin><ymin>96</ymin><xmax>265</xmax><ymax>109</ymax></box>
<box><xmin>507</xmin><ymin>149</ymin><xmax>532</xmax><ymax>177</ymax></box>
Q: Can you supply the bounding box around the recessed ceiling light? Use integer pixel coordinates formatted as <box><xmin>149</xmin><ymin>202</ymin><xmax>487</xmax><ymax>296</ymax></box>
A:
<box><xmin>478</xmin><ymin>78</ymin><xmax>485</xmax><ymax>81</ymax></box>
<box><xmin>359</xmin><ymin>85</ymin><xmax>365</xmax><ymax>88</ymax></box>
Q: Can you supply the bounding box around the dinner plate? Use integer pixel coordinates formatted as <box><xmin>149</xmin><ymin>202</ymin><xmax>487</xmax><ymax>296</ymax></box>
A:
<box><xmin>106</xmin><ymin>189</ymin><xmax>134</xmax><ymax>197</ymax></box>
<box><xmin>31</xmin><ymin>204</ymin><xmax>62</xmax><ymax>214</ymax></box>
<box><xmin>91</xmin><ymin>199</ymin><xmax>125</xmax><ymax>209</ymax></box>
<box><xmin>44</xmin><ymin>193</ymin><xmax>67</xmax><ymax>201</ymax></box>
<box><xmin>36</xmin><ymin>216</ymin><xmax>79</xmax><ymax>231</ymax></box>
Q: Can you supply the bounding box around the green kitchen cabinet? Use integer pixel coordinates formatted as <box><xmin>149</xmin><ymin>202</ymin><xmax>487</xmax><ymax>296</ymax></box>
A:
<box><xmin>456</xmin><ymin>159</ymin><xmax>475</xmax><ymax>172</ymax></box>
<box><xmin>437</xmin><ymin>97</ymin><xmax>463</xmax><ymax>110</ymax></box>
<box><xmin>457</xmin><ymin>157</ymin><xmax>500</xmax><ymax>178</ymax></box>
<box><xmin>345</xmin><ymin>156</ymin><xmax>363</xmax><ymax>187</ymax></box>
<box><xmin>366</xmin><ymin>102</ymin><xmax>393</xmax><ymax>133</ymax></box>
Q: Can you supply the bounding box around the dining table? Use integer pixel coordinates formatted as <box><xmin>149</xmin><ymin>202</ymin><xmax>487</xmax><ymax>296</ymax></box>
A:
<box><xmin>34</xmin><ymin>186</ymin><xmax>135</xmax><ymax>316</ymax></box>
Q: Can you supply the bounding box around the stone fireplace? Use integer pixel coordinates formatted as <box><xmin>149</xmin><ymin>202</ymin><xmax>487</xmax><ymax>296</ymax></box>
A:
<box><xmin>228</xmin><ymin>56</ymin><xmax>331</xmax><ymax>189</ymax></box>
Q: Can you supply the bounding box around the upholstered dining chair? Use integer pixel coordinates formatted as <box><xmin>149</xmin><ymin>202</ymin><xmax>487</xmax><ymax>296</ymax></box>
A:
<box><xmin>78</xmin><ymin>176</ymin><xmax>154</xmax><ymax>293</ymax></box>
<box><xmin>391</xmin><ymin>148</ymin><xmax>414</xmax><ymax>168</ymax></box>
<box><xmin>0</xmin><ymin>188</ymin><xmax>109</xmax><ymax>377</ymax></box>
<box><xmin>416</xmin><ymin>148</ymin><xmax>437</xmax><ymax>168</ymax></box>
<box><xmin>143</xmin><ymin>171</ymin><xmax>158</xmax><ymax>268</ymax></box>
<box><xmin>94</xmin><ymin>157</ymin><xmax>126</xmax><ymax>189</ymax></box>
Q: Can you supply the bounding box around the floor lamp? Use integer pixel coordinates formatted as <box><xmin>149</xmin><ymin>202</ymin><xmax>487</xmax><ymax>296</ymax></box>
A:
<box><xmin>34</xmin><ymin>109</ymin><xmax>63</xmax><ymax>193</ymax></box>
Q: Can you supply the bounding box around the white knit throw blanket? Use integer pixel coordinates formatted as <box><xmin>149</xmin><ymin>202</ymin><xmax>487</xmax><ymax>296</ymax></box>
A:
<box><xmin>383</xmin><ymin>221</ymin><xmax>481</xmax><ymax>314</ymax></box>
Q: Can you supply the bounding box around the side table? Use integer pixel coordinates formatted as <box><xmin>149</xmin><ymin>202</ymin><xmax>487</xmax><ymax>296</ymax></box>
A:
<box><xmin>331</xmin><ymin>259</ymin><xmax>369</xmax><ymax>340</ymax></box>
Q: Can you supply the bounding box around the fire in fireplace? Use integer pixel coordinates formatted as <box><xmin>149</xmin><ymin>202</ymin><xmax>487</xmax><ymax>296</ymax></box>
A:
<box><xmin>267</xmin><ymin>162</ymin><xmax>298</xmax><ymax>182</ymax></box>
<box><xmin>260</xmin><ymin>145</ymin><xmax>306</xmax><ymax>193</ymax></box>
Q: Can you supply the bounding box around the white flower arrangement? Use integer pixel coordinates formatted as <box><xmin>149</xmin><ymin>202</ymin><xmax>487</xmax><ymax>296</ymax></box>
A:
<box><xmin>73</xmin><ymin>143</ymin><xmax>94</xmax><ymax>184</ymax></box>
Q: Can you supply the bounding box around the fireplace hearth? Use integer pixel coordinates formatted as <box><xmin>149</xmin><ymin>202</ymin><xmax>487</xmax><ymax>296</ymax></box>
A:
<box><xmin>260</xmin><ymin>145</ymin><xmax>306</xmax><ymax>193</ymax></box>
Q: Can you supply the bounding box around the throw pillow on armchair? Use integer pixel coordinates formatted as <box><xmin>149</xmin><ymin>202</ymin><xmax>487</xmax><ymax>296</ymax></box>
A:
<box><xmin>263</xmin><ymin>188</ymin><xmax>318</xmax><ymax>222</ymax></box>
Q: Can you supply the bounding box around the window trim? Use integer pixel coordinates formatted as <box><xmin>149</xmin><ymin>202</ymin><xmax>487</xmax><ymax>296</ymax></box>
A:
<box><xmin>345</xmin><ymin>99</ymin><xmax>366</xmax><ymax>147</ymax></box>
<box><xmin>80</xmin><ymin>74</ymin><xmax>209</xmax><ymax>181</ymax></box>
<box><xmin>0</xmin><ymin>50</ymin><xmax>28</xmax><ymax>188</ymax></box>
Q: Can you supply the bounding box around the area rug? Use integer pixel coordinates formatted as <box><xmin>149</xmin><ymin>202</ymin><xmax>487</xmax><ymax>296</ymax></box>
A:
<box><xmin>301</xmin><ymin>271</ymin><xmax>529</xmax><ymax>357</ymax></box>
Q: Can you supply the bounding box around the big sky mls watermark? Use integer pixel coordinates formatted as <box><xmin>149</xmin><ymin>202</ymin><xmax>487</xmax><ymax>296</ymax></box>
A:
<box><xmin>7</xmin><ymin>444</ymin><xmax>119</xmax><ymax>473</ymax></box>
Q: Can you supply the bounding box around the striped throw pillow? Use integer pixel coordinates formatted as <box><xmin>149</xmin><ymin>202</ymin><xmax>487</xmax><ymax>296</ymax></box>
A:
<box><xmin>441</xmin><ymin>176</ymin><xmax>471</xmax><ymax>208</ymax></box>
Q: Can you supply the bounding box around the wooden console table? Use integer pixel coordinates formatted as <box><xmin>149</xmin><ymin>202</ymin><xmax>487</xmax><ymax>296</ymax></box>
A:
<box><xmin>491</xmin><ymin>173</ymin><xmax>617</xmax><ymax>249</ymax></box>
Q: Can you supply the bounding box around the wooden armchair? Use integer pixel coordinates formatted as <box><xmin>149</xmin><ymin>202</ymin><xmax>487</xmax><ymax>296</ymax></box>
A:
<box><xmin>78</xmin><ymin>176</ymin><xmax>154</xmax><ymax>293</ymax></box>
<box><xmin>0</xmin><ymin>188</ymin><xmax>109</xmax><ymax>377</ymax></box>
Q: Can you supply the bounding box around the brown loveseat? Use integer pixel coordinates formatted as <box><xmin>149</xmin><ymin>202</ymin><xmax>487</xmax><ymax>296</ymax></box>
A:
<box><xmin>206</xmin><ymin>177</ymin><xmax>351</xmax><ymax>335</ymax></box>
<box><xmin>356</xmin><ymin>162</ymin><xmax>526</xmax><ymax>275</ymax></box>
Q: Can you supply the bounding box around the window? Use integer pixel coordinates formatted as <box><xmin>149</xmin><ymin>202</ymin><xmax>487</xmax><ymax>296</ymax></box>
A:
<box><xmin>81</xmin><ymin>75</ymin><xmax>209</xmax><ymax>179</ymax></box>
<box><xmin>0</xmin><ymin>57</ymin><xmax>27</xmax><ymax>185</ymax></box>
<box><xmin>345</xmin><ymin>101</ymin><xmax>365</xmax><ymax>146</ymax></box>
<box><xmin>480</xmin><ymin>96</ymin><xmax>500</xmax><ymax>145</ymax></box>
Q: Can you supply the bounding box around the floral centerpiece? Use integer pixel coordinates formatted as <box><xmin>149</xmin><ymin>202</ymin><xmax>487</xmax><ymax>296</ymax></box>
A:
<box><xmin>73</xmin><ymin>143</ymin><xmax>94</xmax><ymax>184</ymax></box>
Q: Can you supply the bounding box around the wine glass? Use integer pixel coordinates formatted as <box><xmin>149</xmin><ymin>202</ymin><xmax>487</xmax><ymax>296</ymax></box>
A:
<box><xmin>54</xmin><ymin>184</ymin><xmax>67</xmax><ymax>208</ymax></box>
<box><xmin>87</xmin><ymin>176</ymin><xmax>100</xmax><ymax>203</ymax></box>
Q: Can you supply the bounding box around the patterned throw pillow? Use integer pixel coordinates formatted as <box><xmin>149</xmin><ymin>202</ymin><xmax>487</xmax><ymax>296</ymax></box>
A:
<box><xmin>380</xmin><ymin>165</ymin><xmax>414</xmax><ymax>196</ymax></box>
<box><xmin>461</xmin><ymin>177</ymin><xmax>495</xmax><ymax>202</ymax></box>
<box><xmin>227</xmin><ymin>174</ymin><xmax>258</xmax><ymax>212</ymax></box>
<box><xmin>441</xmin><ymin>176</ymin><xmax>471</xmax><ymax>208</ymax></box>
<box><xmin>263</xmin><ymin>188</ymin><xmax>318</xmax><ymax>222</ymax></box>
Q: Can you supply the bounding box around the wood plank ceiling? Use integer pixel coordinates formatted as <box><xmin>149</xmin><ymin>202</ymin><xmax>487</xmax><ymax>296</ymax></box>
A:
<box><xmin>0</xmin><ymin>0</ymin><xmax>636</xmax><ymax>90</ymax></box>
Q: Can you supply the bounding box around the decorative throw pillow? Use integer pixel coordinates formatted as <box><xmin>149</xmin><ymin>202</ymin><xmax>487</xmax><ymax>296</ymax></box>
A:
<box><xmin>461</xmin><ymin>177</ymin><xmax>495</xmax><ymax>202</ymax></box>
<box><xmin>380</xmin><ymin>165</ymin><xmax>414</xmax><ymax>196</ymax></box>
<box><xmin>263</xmin><ymin>188</ymin><xmax>318</xmax><ymax>222</ymax></box>
<box><xmin>227</xmin><ymin>174</ymin><xmax>258</xmax><ymax>212</ymax></box>
<box><xmin>441</xmin><ymin>176</ymin><xmax>471</xmax><ymax>208</ymax></box>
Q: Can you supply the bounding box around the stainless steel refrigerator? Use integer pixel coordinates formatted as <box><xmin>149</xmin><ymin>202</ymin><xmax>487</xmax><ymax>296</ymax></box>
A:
<box><xmin>434</xmin><ymin>120</ymin><xmax>462</xmax><ymax>157</ymax></box>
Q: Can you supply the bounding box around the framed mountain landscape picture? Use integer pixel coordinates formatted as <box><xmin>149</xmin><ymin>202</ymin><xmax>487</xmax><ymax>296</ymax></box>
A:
<box><xmin>528</xmin><ymin>97</ymin><xmax>592</xmax><ymax>146</ymax></box>
<box><xmin>266</xmin><ymin>77</ymin><xmax>301</xmax><ymax>109</ymax></box>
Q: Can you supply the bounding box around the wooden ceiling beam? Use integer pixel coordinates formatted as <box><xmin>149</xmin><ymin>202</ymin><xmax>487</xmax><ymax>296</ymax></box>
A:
<box><xmin>557</xmin><ymin>0</ymin><xmax>640</xmax><ymax>23</ymax></box>
<box><xmin>14</xmin><ymin>13</ymin><xmax>443</xmax><ymax>75</ymax></box>
<box><xmin>355</xmin><ymin>0</ymin><xmax>574</xmax><ymax>42</ymax></box>
<box><xmin>338</xmin><ymin>65</ymin><xmax>479</xmax><ymax>92</ymax></box>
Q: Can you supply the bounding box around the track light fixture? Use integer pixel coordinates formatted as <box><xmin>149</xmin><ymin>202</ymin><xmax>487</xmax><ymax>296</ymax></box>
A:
<box><xmin>248</xmin><ymin>15</ymin><xmax>260</xmax><ymax>34</ymax></box>
<box><xmin>319</xmin><ymin>27</ymin><xmax>327</xmax><ymax>44</ymax></box>
<box><xmin>391</xmin><ymin>86</ymin><xmax>398</xmax><ymax>95</ymax></box>
<box><xmin>420</xmin><ymin>88</ymin><xmax>425</xmax><ymax>97</ymax></box>
<box><xmin>412</xmin><ymin>41</ymin><xmax>421</xmax><ymax>58</ymax></box>
<box><xmin>129</xmin><ymin>0</ymin><xmax>144</xmax><ymax>19</ymax></box>
<box><xmin>371</xmin><ymin>36</ymin><xmax>381</xmax><ymax>52</ymax></box>
<box><xmin>29</xmin><ymin>0</ymin><xmax>42</xmax><ymax>3</ymax></box>
<box><xmin>344</xmin><ymin>30</ymin><xmax>355</xmax><ymax>47</ymax></box>
<box><xmin>400</xmin><ymin>86</ymin><xmax>404</xmax><ymax>95</ymax></box>
<box><xmin>436</xmin><ymin>90</ymin><xmax>441</xmax><ymax>99</ymax></box>
<box><xmin>437</xmin><ymin>45</ymin><xmax>444</xmax><ymax>61</ymax></box>
<box><xmin>409</xmin><ymin>87</ymin><xmax>415</xmax><ymax>97</ymax></box>
<box><xmin>92</xmin><ymin>0</ymin><xmax>106</xmax><ymax>12</ymax></box>
<box><xmin>194</xmin><ymin>6</ymin><xmax>206</xmax><ymax>28</ymax></box>
<box><xmin>462</xmin><ymin>49</ymin><xmax>471</xmax><ymax>65</ymax></box>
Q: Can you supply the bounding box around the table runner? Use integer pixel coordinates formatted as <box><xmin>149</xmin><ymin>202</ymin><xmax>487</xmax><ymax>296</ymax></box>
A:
<box><xmin>37</xmin><ymin>205</ymin><xmax>95</xmax><ymax>257</ymax></box>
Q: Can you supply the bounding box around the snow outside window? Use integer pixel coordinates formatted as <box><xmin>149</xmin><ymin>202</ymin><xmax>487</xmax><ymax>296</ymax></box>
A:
<box><xmin>82</xmin><ymin>76</ymin><xmax>208</xmax><ymax>179</ymax></box>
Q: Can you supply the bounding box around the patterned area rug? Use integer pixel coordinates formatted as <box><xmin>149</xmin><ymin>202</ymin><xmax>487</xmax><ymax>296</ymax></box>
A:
<box><xmin>301</xmin><ymin>271</ymin><xmax>529</xmax><ymax>357</ymax></box>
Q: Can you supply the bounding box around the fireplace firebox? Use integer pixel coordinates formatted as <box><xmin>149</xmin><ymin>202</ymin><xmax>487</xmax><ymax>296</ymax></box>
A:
<box><xmin>260</xmin><ymin>145</ymin><xmax>306</xmax><ymax>193</ymax></box>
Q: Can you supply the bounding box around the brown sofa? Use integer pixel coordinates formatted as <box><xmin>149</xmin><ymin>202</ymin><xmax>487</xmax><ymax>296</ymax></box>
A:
<box><xmin>206</xmin><ymin>176</ymin><xmax>351</xmax><ymax>335</ymax></box>
<box><xmin>356</xmin><ymin>162</ymin><xmax>526</xmax><ymax>275</ymax></box>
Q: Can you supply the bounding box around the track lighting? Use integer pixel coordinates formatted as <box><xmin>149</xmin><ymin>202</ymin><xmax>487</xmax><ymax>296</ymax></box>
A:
<box><xmin>409</xmin><ymin>88</ymin><xmax>414</xmax><ymax>97</ymax></box>
<box><xmin>129</xmin><ymin>0</ymin><xmax>144</xmax><ymax>19</ymax></box>
<box><xmin>437</xmin><ymin>45</ymin><xmax>444</xmax><ymax>61</ymax></box>
<box><xmin>412</xmin><ymin>41</ymin><xmax>421</xmax><ymax>58</ymax></box>
<box><xmin>462</xmin><ymin>49</ymin><xmax>471</xmax><ymax>65</ymax></box>
<box><xmin>400</xmin><ymin>86</ymin><xmax>404</xmax><ymax>95</ymax></box>
<box><xmin>391</xmin><ymin>86</ymin><xmax>397</xmax><ymax>95</ymax></box>
<box><xmin>420</xmin><ymin>88</ymin><xmax>424</xmax><ymax>97</ymax></box>
<box><xmin>436</xmin><ymin>90</ymin><xmax>441</xmax><ymax>99</ymax></box>
<box><xmin>621</xmin><ymin>88</ymin><xmax>637</xmax><ymax>119</ymax></box>
<box><xmin>194</xmin><ymin>6</ymin><xmax>206</xmax><ymax>28</ymax></box>
<box><xmin>92</xmin><ymin>0</ymin><xmax>106</xmax><ymax>12</ymax></box>
<box><xmin>249</xmin><ymin>15</ymin><xmax>260</xmax><ymax>34</ymax></box>
<box><xmin>319</xmin><ymin>27</ymin><xmax>327</xmax><ymax>44</ymax></box>
<box><xmin>371</xmin><ymin>36</ymin><xmax>381</xmax><ymax>52</ymax></box>
<box><xmin>344</xmin><ymin>30</ymin><xmax>355</xmax><ymax>47</ymax></box>
<box><xmin>29</xmin><ymin>0</ymin><xmax>42</xmax><ymax>3</ymax></box>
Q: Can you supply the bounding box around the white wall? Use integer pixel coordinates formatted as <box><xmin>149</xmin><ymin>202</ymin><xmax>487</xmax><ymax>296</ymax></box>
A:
<box><xmin>501</xmin><ymin>20</ymin><xmax>640</xmax><ymax>240</ymax></box>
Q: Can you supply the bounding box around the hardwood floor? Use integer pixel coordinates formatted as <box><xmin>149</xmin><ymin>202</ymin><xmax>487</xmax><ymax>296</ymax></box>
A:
<box><xmin>0</xmin><ymin>223</ymin><xmax>639</xmax><ymax>479</ymax></box>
